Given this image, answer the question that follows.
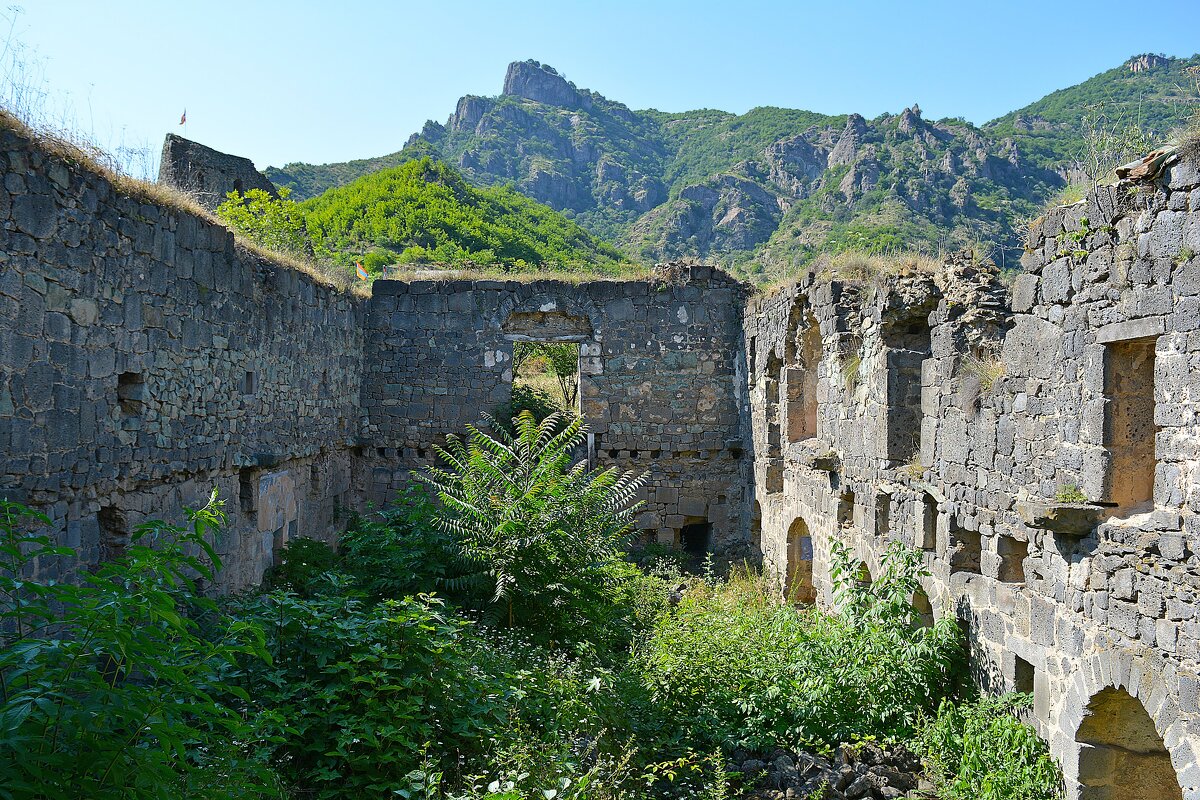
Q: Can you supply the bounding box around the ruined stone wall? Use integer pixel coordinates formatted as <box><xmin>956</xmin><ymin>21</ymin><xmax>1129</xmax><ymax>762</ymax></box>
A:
<box><xmin>361</xmin><ymin>265</ymin><xmax>751</xmax><ymax>550</ymax></box>
<box><xmin>0</xmin><ymin>123</ymin><xmax>362</xmax><ymax>590</ymax></box>
<box><xmin>158</xmin><ymin>133</ymin><xmax>278</xmax><ymax>212</ymax></box>
<box><xmin>748</xmin><ymin>161</ymin><xmax>1200</xmax><ymax>797</ymax></box>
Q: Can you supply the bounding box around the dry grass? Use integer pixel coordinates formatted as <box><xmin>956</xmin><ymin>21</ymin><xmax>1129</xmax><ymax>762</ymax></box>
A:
<box><xmin>958</xmin><ymin>352</ymin><xmax>1006</xmax><ymax>392</ymax></box>
<box><xmin>753</xmin><ymin>248</ymin><xmax>941</xmax><ymax>298</ymax></box>
<box><xmin>1176</xmin><ymin>116</ymin><xmax>1200</xmax><ymax>164</ymax></box>
<box><xmin>386</xmin><ymin>263</ymin><xmax>655</xmax><ymax>285</ymax></box>
<box><xmin>813</xmin><ymin>249</ymin><xmax>940</xmax><ymax>285</ymax></box>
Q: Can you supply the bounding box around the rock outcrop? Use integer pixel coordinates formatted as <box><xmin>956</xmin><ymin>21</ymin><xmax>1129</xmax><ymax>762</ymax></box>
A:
<box><xmin>502</xmin><ymin>60</ymin><xmax>585</xmax><ymax>108</ymax></box>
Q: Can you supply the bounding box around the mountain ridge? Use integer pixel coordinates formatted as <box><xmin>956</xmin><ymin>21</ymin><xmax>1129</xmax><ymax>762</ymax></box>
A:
<box><xmin>265</xmin><ymin>55</ymin><xmax>1200</xmax><ymax>279</ymax></box>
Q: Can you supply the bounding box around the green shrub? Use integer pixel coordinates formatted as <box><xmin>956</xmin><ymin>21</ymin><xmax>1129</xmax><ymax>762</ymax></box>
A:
<box><xmin>336</xmin><ymin>484</ymin><xmax>469</xmax><ymax>601</ymax></box>
<box><xmin>0</xmin><ymin>494</ymin><xmax>280</xmax><ymax>799</ymax></box>
<box><xmin>491</xmin><ymin>384</ymin><xmax>563</xmax><ymax>433</ymax></box>
<box><xmin>265</xmin><ymin>535</ymin><xmax>338</xmax><ymax>596</ymax></box>
<box><xmin>217</xmin><ymin>187</ymin><xmax>317</xmax><ymax>261</ymax></box>
<box><xmin>1055</xmin><ymin>483</ymin><xmax>1088</xmax><ymax>503</ymax></box>
<box><xmin>633</xmin><ymin>543</ymin><xmax>962</xmax><ymax>752</ymax></box>
<box><xmin>420</xmin><ymin>411</ymin><xmax>648</xmax><ymax>643</ymax></box>
<box><xmin>917</xmin><ymin>694</ymin><xmax>1061</xmax><ymax>800</ymax></box>
<box><xmin>229</xmin><ymin>590</ymin><xmax>511</xmax><ymax>798</ymax></box>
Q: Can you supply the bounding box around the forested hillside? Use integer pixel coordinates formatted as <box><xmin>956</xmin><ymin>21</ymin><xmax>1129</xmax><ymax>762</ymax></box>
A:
<box><xmin>299</xmin><ymin>157</ymin><xmax>631</xmax><ymax>272</ymax></box>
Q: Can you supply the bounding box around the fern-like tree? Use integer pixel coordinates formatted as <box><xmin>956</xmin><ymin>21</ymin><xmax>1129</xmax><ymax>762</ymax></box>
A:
<box><xmin>421</xmin><ymin>410</ymin><xmax>646</xmax><ymax>639</ymax></box>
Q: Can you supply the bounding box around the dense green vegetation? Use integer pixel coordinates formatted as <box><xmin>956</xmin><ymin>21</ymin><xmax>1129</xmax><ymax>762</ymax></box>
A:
<box><xmin>302</xmin><ymin>158</ymin><xmax>631</xmax><ymax>272</ymax></box>
<box><xmin>647</xmin><ymin>106</ymin><xmax>842</xmax><ymax>192</ymax></box>
<box><xmin>0</xmin><ymin>413</ymin><xmax>1062</xmax><ymax>799</ymax></box>
<box><xmin>218</xmin><ymin>158</ymin><xmax>634</xmax><ymax>278</ymax></box>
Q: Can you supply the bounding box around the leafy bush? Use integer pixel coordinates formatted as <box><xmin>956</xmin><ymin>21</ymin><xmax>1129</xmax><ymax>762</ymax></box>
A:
<box><xmin>217</xmin><ymin>186</ymin><xmax>317</xmax><ymax>261</ymax></box>
<box><xmin>229</xmin><ymin>590</ymin><xmax>510</xmax><ymax>798</ymax></box>
<box><xmin>300</xmin><ymin>157</ymin><xmax>630</xmax><ymax>273</ymax></box>
<box><xmin>265</xmin><ymin>535</ymin><xmax>338</xmax><ymax>596</ymax></box>
<box><xmin>492</xmin><ymin>384</ymin><xmax>563</xmax><ymax>432</ymax></box>
<box><xmin>917</xmin><ymin>694</ymin><xmax>1061</xmax><ymax>800</ymax></box>
<box><xmin>0</xmin><ymin>495</ymin><xmax>280</xmax><ymax>799</ymax></box>
<box><xmin>336</xmin><ymin>484</ymin><xmax>469</xmax><ymax>601</ymax></box>
<box><xmin>633</xmin><ymin>544</ymin><xmax>962</xmax><ymax>752</ymax></box>
<box><xmin>420</xmin><ymin>411</ymin><xmax>647</xmax><ymax>644</ymax></box>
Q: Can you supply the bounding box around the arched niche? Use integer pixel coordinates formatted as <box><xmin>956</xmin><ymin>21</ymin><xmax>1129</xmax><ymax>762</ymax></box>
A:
<box><xmin>785</xmin><ymin>517</ymin><xmax>815</xmax><ymax>604</ymax></box>
<box><xmin>1076</xmin><ymin>687</ymin><xmax>1182</xmax><ymax>800</ymax></box>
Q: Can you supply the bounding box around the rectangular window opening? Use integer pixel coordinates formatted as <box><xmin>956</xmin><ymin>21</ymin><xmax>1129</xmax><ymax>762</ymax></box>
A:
<box><xmin>116</xmin><ymin>372</ymin><xmax>145</xmax><ymax>415</ymax></box>
<box><xmin>1104</xmin><ymin>337</ymin><xmax>1158</xmax><ymax>515</ymax></box>
<box><xmin>875</xmin><ymin>492</ymin><xmax>891</xmax><ymax>537</ymax></box>
<box><xmin>511</xmin><ymin>341</ymin><xmax>582</xmax><ymax>418</ymax></box>
<box><xmin>1014</xmin><ymin>655</ymin><xmax>1035</xmax><ymax>695</ymax></box>
<box><xmin>786</xmin><ymin>312</ymin><xmax>822</xmax><ymax>443</ymax></box>
<box><xmin>239</xmin><ymin>468</ymin><xmax>257</xmax><ymax>515</ymax></box>
<box><xmin>838</xmin><ymin>489</ymin><xmax>855</xmax><ymax>528</ymax></box>
<box><xmin>243</xmin><ymin>371</ymin><xmax>256</xmax><ymax>395</ymax></box>
<box><xmin>920</xmin><ymin>493</ymin><xmax>938</xmax><ymax>551</ymax></box>
<box><xmin>949</xmin><ymin>524</ymin><xmax>982</xmax><ymax>574</ymax></box>
<box><xmin>997</xmin><ymin>535</ymin><xmax>1029</xmax><ymax>583</ymax></box>
<box><xmin>97</xmin><ymin>506</ymin><xmax>129</xmax><ymax>561</ymax></box>
<box><xmin>883</xmin><ymin>317</ymin><xmax>932</xmax><ymax>465</ymax></box>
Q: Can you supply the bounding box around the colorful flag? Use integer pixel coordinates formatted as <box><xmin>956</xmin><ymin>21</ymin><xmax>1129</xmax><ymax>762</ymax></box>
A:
<box><xmin>179</xmin><ymin>109</ymin><xmax>187</xmax><ymax>125</ymax></box>
<box><xmin>355</xmin><ymin>262</ymin><xmax>368</xmax><ymax>281</ymax></box>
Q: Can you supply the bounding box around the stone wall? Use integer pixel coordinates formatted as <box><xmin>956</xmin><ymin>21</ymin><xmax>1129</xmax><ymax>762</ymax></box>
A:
<box><xmin>8</xmin><ymin>112</ymin><xmax>1200</xmax><ymax>798</ymax></box>
<box><xmin>747</xmin><ymin>161</ymin><xmax>1200</xmax><ymax>798</ymax></box>
<box><xmin>361</xmin><ymin>264</ymin><xmax>751</xmax><ymax>550</ymax></box>
<box><xmin>1</xmin><ymin>122</ymin><xmax>362</xmax><ymax>591</ymax></box>
<box><xmin>158</xmin><ymin>133</ymin><xmax>278</xmax><ymax>212</ymax></box>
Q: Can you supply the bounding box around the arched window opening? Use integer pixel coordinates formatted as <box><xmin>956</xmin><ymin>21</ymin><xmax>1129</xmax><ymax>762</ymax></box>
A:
<box><xmin>785</xmin><ymin>518</ymin><xmax>815</xmax><ymax>604</ymax></box>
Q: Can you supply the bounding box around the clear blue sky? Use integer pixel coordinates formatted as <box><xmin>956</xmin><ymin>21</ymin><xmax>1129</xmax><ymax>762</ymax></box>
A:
<box><xmin>7</xmin><ymin>0</ymin><xmax>1200</xmax><ymax>174</ymax></box>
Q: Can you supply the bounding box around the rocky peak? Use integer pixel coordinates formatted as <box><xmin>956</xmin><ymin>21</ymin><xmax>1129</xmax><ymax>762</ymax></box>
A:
<box><xmin>898</xmin><ymin>106</ymin><xmax>922</xmax><ymax>135</ymax></box>
<box><xmin>502</xmin><ymin>60</ymin><xmax>583</xmax><ymax>108</ymax></box>
<box><xmin>828</xmin><ymin>114</ymin><xmax>868</xmax><ymax>167</ymax></box>
<box><xmin>1126</xmin><ymin>54</ymin><xmax>1170</xmax><ymax>73</ymax></box>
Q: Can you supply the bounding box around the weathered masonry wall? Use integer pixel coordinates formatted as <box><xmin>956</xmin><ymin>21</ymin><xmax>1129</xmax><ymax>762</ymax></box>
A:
<box><xmin>10</xmin><ymin>114</ymin><xmax>1200</xmax><ymax>798</ymax></box>
<box><xmin>748</xmin><ymin>161</ymin><xmax>1200</xmax><ymax>798</ymax></box>
<box><xmin>361</xmin><ymin>266</ymin><xmax>752</xmax><ymax>551</ymax></box>
<box><xmin>1</xmin><ymin>123</ymin><xmax>753</xmax><ymax>588</ymax></box>
<box><xmin>0</xmin><ymin>123</ymin><xmax>362</xmax><ymax>591</ymax></box>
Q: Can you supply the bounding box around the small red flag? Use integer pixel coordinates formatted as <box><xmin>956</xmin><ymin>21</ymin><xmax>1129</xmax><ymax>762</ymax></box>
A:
<box><xmin>179</xmin><ymin>109</ymin><xmax>186</xmax><ymax>125</ymax></box>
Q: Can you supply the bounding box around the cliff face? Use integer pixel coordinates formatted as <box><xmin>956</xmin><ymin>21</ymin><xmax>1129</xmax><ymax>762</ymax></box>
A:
<box><xmin>501</xmin><ymin>60</ymin><xmax>586</xmax><ymax>108</ymax></box>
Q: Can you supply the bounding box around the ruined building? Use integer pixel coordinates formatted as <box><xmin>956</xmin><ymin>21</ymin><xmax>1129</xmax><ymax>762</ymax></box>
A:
<box><xmin>3</xmin><ymin>117</ymin><xmax>1200</xmax><ymax>798</ymax></box>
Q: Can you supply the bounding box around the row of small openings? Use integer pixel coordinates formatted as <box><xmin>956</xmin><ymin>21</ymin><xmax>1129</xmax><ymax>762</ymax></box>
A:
<box><xmin>606</xmin><ymin>449</ymin><xmax>663</xmax><ymax>460</ymax></box>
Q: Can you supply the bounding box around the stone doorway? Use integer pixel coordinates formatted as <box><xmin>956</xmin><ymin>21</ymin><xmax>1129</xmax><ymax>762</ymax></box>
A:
<box><xmin>680</xmin><ymin>517</ymin><xmax>712</xmax><ymax>571</ymax></box>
